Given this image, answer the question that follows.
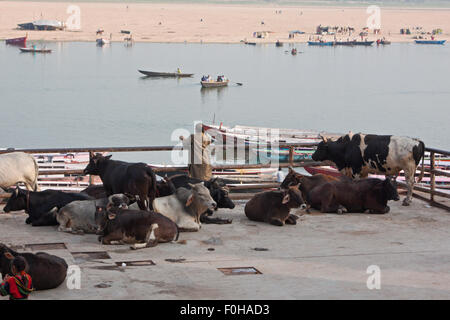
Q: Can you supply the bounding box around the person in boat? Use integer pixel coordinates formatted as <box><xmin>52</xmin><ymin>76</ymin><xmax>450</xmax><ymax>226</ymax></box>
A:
<box><xmin>177</xmin><ymin>68</ymin><xmax>181</xmax><ymax>74</ymax></box>
<box><xmin>201</xmin><ymin>75</ymin><xmax>208</xmax><ymax>81</ymax></box>
<box><xmin>180</xmin><ymin>123</ymin><xmax>212</xmax><ymax>181</ymax></box>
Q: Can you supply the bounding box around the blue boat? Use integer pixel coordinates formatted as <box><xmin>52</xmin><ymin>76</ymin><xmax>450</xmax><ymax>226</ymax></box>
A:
<box><xmin>415</xmin><ymin>40</ymin><xmax>446</xmax><ymax>45</ymax></box>
<box><xmin>307</xmin><ymin>41</ymin><xmax>334</xmax><ymax>46</ymax></box>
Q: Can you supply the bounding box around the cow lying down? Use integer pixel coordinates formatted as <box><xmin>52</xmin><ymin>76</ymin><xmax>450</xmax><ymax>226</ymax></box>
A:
<box><xmin>57</xmin><ymin>194</ymin><xmax>131</xmax><ymax>234</ymax></box>
<box><xmin>308</xmin><ymin>177</ymin><xmax>400</xmax><ymax>214</ymax></box>
<box><xmin>3</xmin><ymin>188</ymin><xmax>93</xmax><ymax>226</ymax></box>
<box><xmin>151</xmin><ymin>182</ymin><xmax>217</xmax><ymax>232</ymax></box>
<box><xmin>95</xmin><ymin>206</ymin><xmax>179</xmax><ymax>250</ymax></box>
<box><xmin>245</xmin><ymin>184</ymin><xmax>306</xmax><ymax>226</ymax></box>
<box><xmin>0</xmin><ymin>243</ymin><xmax>67</xmax><ymax>290</ymax></box>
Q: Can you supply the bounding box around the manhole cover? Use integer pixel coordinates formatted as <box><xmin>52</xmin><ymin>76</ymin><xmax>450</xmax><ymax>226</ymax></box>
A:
<box><xmin>218</xmin><ymin>267</ymin><xmax>262</xmax><ymax>276</ymax></box>
<box><xmin>87</xmin><ymin>265</ymin><xmax>123</xmax><ymax>272</ymax></box>
<box><xmin>71</xmin><ymin>251</ymin><xmax>111</xmax><ymax>264</ymax></box>
<box><xmin>25</xmin><ymin>243</ymin><xmax>67</xmax><ymax>251</ymax></box>
<box><xmin>115</xmin><ymin>260</ymin><xmax>155</xmax><ymax>267</ymax></box>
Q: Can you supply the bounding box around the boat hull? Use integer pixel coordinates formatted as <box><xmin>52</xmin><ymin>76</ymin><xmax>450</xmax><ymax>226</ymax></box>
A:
<box><xmin>308</xmin><ymin>41</ymin><xmax>334</xmax><ymax>46</ymax></box>
<box><xmin>6</xmin><ymin>36</ymin><xmax>27</xmax><ymax>46</ymax></box>
<box><xmin>138</xmin><ymin>70</ymin><xmax>194</xmax><ymax>77</ymax></box>
<box><xmin>415</xmin><ymin>40</ymin><xmax>446</xmax><ymax>44</ymax></box>
<box><xmin>201</xmin><ymin>80</ymin><xmax>229</xmax><ymax>88</ymax></box>
<box><xmin>19</xmin><ymin>47</ymin><xmax>51</xmax><ymax>53</ymax></box>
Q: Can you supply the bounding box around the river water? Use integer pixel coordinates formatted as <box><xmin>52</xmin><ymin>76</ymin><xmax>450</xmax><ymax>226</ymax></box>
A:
<box><xmin>1</xmin><ymin>41</ymin><xmax>448</xmax><ymax>163</ymax></box>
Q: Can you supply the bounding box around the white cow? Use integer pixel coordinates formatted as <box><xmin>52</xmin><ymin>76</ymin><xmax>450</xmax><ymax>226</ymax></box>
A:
<box><xmin>0</xmin><ymin>152</ymin><xmax>39</xmax><ymax>191</ymax></box>
<box><xmin>152</xmin><ymin>183</ymin><xmax>217</xmax><ymax>232</ymax></box>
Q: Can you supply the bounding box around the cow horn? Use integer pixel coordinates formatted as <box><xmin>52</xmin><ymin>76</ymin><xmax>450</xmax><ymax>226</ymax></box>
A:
<box><xmin>348</xmin><ymin>131</ymin><xmax>354</xmax><ymax>139</ymax></box>
<box><xmin>319</xmin><ymin>133</ymin><xmax>328</xmax><ymax>142</ymax></box>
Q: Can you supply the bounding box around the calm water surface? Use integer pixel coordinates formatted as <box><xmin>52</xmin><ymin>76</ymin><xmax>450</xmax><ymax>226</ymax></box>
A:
<box><xmin>1</xmin><ymin>41</ymin><xmax>449</xmax><ymax>163</ymax></box>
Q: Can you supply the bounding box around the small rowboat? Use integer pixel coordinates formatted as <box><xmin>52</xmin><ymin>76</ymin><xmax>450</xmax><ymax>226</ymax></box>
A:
<box><xmin>6</xmin><ymin>36</ymin><xmax>27</xmax><ymax>46</ymax></box>
<box><xmin>415</xmin><ymin>40</ymin><xmax>446</xmax><ymax>45</ymax></box>
<box><xmin>201</xmin><ymin>80</ymin><xmax>229</xmax><ymax>88</ymax></box>
<box><xmin>96</xmin><ymin>38</ymin><xmax>110</xmax><ymax>46</ymax></box>
<box><xmin>244</xmin><ymin>42</ymin><xmax>256</xmax><ymax>45</ymax></box>
<box><xmin>275</xmin><ymin>41</ymin><xmax>283</xmax><ymax>47</ymax></box>
<box><xmin>19</xmin><ymin>47</ymin><xmax>51</xmax><ymax>53</ymax></box>
<box><xmin>138</xmin><ymin>70</ymin><xmax>194</xmax><ymax>77</ymax></box>
<box><xmin>307</xmin><ymin>41</ymin><xmax>334</xmax><ymax>46</ymax></box>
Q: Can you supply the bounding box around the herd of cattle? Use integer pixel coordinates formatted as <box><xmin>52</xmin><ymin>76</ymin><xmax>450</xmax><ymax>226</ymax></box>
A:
<box><xmin>0</xmin><ymin>133</ymin><xmax>425</xmax><ymax>291</ymax></box>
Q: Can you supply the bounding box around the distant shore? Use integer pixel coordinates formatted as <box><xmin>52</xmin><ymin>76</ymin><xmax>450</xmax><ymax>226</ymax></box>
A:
<box><xmin>1</xmin><ymin>1</ymin><xmax>449</xmax><ymax>43</ymax></box>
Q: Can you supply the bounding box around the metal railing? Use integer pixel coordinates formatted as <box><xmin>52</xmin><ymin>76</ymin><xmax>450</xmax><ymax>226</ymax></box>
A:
<box><xmin>1</xmin><ymin>144</ymin><xmax>449</xmax><ymax>211</ymax></box>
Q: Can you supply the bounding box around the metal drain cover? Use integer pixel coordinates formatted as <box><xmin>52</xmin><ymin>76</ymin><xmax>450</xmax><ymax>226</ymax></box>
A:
<box><xmin>218</xmin><ymin>267</ymin><xmax>262</xmax><ymax>275</ymax></box>
<box><xmin>71</xmin><ymin>251</ymin><xmax>111</xmax><ymax>264</ymax></box>
<box><xmin>115</xmin><ymin>260</ymin><xmax>155</xmax><ymax>267</ymax></box>
<box><xmin>25</xmin><ymin>243</ymin><xmax>67</xmax><ymax>251</ymax></box>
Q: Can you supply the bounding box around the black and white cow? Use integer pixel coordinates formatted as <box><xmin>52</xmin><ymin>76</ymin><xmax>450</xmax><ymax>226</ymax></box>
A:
<box><xmin>312</xmin><ymin>132</ymin><xmax>425</xmax><ymax>206</ymax></box>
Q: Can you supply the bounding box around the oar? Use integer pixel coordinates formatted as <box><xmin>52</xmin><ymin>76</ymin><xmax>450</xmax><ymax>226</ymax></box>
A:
<box><xmin>233</xmin><ymin>82</ymin><xmax>243</xmax><ymax>86</ymax></box>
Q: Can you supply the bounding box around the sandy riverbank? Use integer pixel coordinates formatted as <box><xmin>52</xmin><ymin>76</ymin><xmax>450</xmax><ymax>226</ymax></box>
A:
<box><xmin>1</xmin><ymin>2</ymin><xmax>449</xmax><ymax>43</ymax></box>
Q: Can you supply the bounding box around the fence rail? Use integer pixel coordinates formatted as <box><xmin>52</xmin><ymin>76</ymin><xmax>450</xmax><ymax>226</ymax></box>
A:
<box><xmin>1</xmin><ymin>143</ymin><xmax>448</xmax><ymax>211</ymax></box>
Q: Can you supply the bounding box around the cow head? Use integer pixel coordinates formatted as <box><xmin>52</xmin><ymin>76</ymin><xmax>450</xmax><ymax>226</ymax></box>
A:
<box><xmin>3</xmin><ymin>188</ymin><xmax>27</xmax><ymax>213</ymax></box>
<box><xmin>280</xmin><ymin>166</ymin><xmax>303</xmax><ymax>189</ymax></box>
<box><xmin>108</xmin><ymin>194</ymin><xmax>131</xmax><ymax>209</ymax></box>
<box><xmin>281</xmin><ymin>184</ymin><xmax>306</xmax><ymax>209</ymax></box>
<box><xmin>312</xmin><ymin>140</ymin><xmax>330</xmax><ymax>162</ymax></box>
<box><xmin>0</xmin><ymin>243</ymin><xmax>17</xmax><ymax>278</ymax></box>
<box><xmin>382</xmin><ymin>177</ymin><xmax>400</xmax><ymax>201</ymax></box>
<box><xmin>95</xmin><ymin>205</ymin><xmax>113</xmax><ymax>233</ymax></box>
<box><xmin>83</xmin><ymin>153</ymin><xmax>112</xmax><ymax>175</ymax></box>
<box><xmin>204</xmin><ymin>178</ymin><xmax>235</xmax><ymax>209</ymax></box>
<box><xmin>185</xmin><ymin>183</ymin><xmax>217</xmax><ymax>223</ymax></box>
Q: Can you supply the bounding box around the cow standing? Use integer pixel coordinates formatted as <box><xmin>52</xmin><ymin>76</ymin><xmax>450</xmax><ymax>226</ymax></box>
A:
<box><xmin>312</xmin><ymin>133</ymin><xmax>424</xmax><ymax>206</ymax></box>
<box><xmin>83</xmin><ymin>153</ymin><xmax>157</xmax><ymax>211</ymax></box>
<box><xmin>0</xmin><ymin>152</ymin><xmax>39</xmax><ymax>192</ymax></box>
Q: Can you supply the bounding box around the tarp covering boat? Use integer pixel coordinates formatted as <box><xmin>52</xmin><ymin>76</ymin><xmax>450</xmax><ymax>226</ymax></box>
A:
<box><xmin>18</xmin><ymin>20</ymin><xmax>64</xmax><ymax>31</ymax></box>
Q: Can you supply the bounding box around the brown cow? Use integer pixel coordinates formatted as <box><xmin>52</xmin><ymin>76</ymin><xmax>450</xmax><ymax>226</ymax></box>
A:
<box><xmin>280</xmin><ymin>167</ymin><xmax>340</xmax><ymax>211</ymax></box>
<box><xmin>95</xmin><ymin>205</ymin><xmax>179</xmax><ymax>249</ymax></box>
<box><xmin>308</xmin><ymin>177</ymin><xmax>400</xmax><ymax>214</ymax></box>
<box><xmin>244</xmin><ymin>184</ymin><xmax>305</xmax><ymax>226</ymax></box>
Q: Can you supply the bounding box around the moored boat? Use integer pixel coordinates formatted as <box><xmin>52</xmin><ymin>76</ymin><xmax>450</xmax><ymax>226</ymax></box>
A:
<box><xmin>334</xmin><ymin>41</ymin><xmax>354</xmax><ymax>46</ymax></box>
<box><xmin>275</xmin><ymin>41</ymin><xmax>283</xmax><ymax>47</ymax></box>
<box><xmin>96</xmin><ymin>38</ymin><xmax>110</xmax><ymax>46</ymax></box>
<box><xmin>19</xmin><ymin>47</ymin><xmax>51</xmax><ymax>53</ymax></box>
<box><xmin>6</xmin><ymin>36</ymin><xmax>27</xmax><ymax>46</ymax></box>
<box><xmin>308</xmin><ymin>41</ymin><xmax>334</xmax><ymax>46</ymax></box>
<box><xmin>138</xmin><ymin>70</ymin><xmax>194</xmax><ymax>77</ymax></box>
<box><xmin>351</xmin><ymin>41</ymin><xmax>374</xmax><ymax>46</ymax></box>
<box><xmin>415</xmin><ymin>40</ymin><xmax>446</xmax><ymax>45</ymax></box>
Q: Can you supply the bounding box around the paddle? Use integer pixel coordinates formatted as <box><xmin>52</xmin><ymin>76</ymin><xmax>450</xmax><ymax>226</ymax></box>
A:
<box><xmin>233</xmin><ymin>82</ymin><xmax>243</xmax><ymax>86</ymax></box>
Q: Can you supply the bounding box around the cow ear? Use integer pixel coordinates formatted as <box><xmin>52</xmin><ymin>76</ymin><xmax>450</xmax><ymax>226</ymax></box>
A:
<box><xmin>188</xmin><ymin>183</ymin><xmax>195</xmax><ymax>189</ymax></box>
<box><xmin>348</xmin><ymin>131</ymin><xmax>354</xmax><ymax>139</ymax></box>
<box><xmin>96</xmin><ymin>206</ymin><xmax>103</xmax><ymax>212</ymax></box>
<box><xmin>282</xmin><ymin>194</ymin><xmax>290</xmax><ymax>204</ymax></box>
<box><xmin>185</xmin><ymin>194</ymin><xmax>194</xmax><ymax>207</ymax></box>
<box><xmin>4</xmin><ymin>252</ymin><xmax>14</xmax><ymax>260</ymax></box>
<box><xmin>288</xmin><ymin>166</ymin><xmax>294</xmax><ymax>174</ymax></box>
<box><xmin>108</xmin><ymin>213</ymin><xmax>116</xmax><ymax>220</ymax></box>
<box><xmin>105</xmin><ymin>155</ymin><xmax>112</xmax><ymax>160</ymax></box>
<box><xmin>89</xmin><ymin>151</ymin><xmax>94</xmax><ymax>158</ymax></box>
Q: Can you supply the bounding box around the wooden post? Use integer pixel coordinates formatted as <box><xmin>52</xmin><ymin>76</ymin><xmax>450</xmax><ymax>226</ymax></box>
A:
<box><xmin>430</xmin><ymin>151</ymin><xmax>435</xmax><ymax>202</ymax></box>
<box><xmin>288</xmin><ymin>146</ymin><xmax>294</xmax><ymax>166</ymax></box>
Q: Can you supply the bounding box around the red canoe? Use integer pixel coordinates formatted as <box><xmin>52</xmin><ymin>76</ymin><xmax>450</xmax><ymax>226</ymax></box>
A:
<box><xmin>6</xmin><ymin>36</ymin><xmax>27</xmax><ymax>46</ymax></box>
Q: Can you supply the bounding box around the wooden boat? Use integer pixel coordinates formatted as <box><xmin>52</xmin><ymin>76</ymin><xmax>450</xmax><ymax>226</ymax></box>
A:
<box><xmin>138</xmin><ymin>70</ymin><xmax>194</xmax><ymax>77</ymax></box>
<box><xmin>96</xmin><ymin>38</ymin><xmax>110</xmax><ymax>46</ymax></box>
<box><xmin>291</xmin><ymin>48</ymin><xmax>297</xmax><ymax>55</ymax></box>
<box><xmin>275</xmin><ymin>41</ymin><xmax>283</xmax><ymax>47</ymax></box>
<box><xmin>6</xmin><ymin>36</ymin><xmax>27</xmax><ymax>46</ymax></box>
<box><xmin>415</xmin><ymin>40</ymin><xmax>446</xmax><ymax>45</ymax></box>
<box><xmin>334</xmin><ymin>41</ymin><xmax>354</xmax><ymax>46</ymax></box>
<box><xmin>244</xmin><ymin>41</ymin><xmax>256</xmax><ymax>45</ymax></box>
<box><xmin>19</xmin><ymin>47</ymin><xmax>51</xmax><ymax>53</ymax></box>
<box><xmin>308</xmin><ymin>41</ymin><xmax>334</xmax><ymax>46</ymax></box>
<box><xmin>351</xmin><ymin>41</ymin><xmax>374</xmax><ymax>46</ymax></box>
<box><xmin>201</xmin><ymin>80</ymin><xmax>229</xmax><ymax>88</ymax></box>
<box><xmin>377</xmin><ymin>39</ymin><xmax>391</xmax><ymax>45</ymax></box>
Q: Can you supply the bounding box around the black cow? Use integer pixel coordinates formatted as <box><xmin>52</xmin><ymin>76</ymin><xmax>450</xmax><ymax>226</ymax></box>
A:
<box><xmin>308</xmin><ymin>177</ymin><xmax>400</xmax><ymax>214</ymax></box>
<box><xmin>83</xmin><ymin>153</ymin><xmax>157</xmax><ymax>211</ymax></box>
<box><xmin>312</xmin><ymin>133</ymin><xmax>424</xmax><ymax>206</ymax></box>
<box><xmin>3</xmin><ymin>188</ymin><xmax>92</xmax><ymax>226</ymax></box>
<box><xmin>169</xmin><ymin>175</ymin><xmax>235</xmax><ymax>224</ymax></box>
<box><xmin>0</xmin><ymin>243</ymin><xmax>68</xmax><ymax>290</ymax></box>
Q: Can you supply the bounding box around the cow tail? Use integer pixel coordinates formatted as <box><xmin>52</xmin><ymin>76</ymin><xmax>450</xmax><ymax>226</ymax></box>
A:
<box><xmin>416</xmin><ymin>141</ymin><xmax>425</xmax><ymax>183</ymax></box>
<box><xmin>174</xmin><ymin>224</ymin><xmax>180</xmax><ymax>242</ymax></box>
<box><xmin>33</xmin><ymin>157</ymin><xmax>40</xmax><ymax>191</ymax></box>
<box><xmin>146</xmin><ymin>166</ymin><xmax>157</xmax><ymax>202</ymax></box>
